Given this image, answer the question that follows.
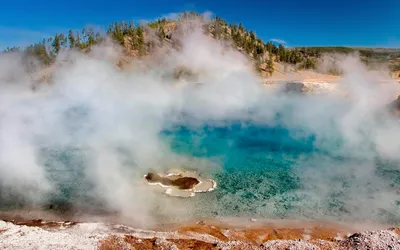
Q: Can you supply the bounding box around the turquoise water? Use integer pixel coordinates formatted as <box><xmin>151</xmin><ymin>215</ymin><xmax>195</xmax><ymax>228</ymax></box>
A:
<box><xmin>161</xmin><ymin>120</ymin><xmax>400</xmax><ymax>223</ymax></box>
<box><xmin>1</xmin><ymin>104</ymin><xmax>399</xmax><ymax>225</ymax></box>
<box><xmin>163</xmin><ymin>123</ymin><xmax>303</xmax><ymax>213</ymax></box>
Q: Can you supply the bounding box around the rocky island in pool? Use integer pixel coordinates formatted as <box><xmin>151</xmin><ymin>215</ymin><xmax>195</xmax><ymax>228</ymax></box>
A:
<box><xmin>144</xmin><ymin>169</ymin><xmax>217</xmax><ymax>198</ymax></box>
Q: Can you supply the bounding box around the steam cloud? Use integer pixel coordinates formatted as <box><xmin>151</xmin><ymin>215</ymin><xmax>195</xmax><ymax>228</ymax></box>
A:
<box><xmin>0</xmin><ymin>16</ymin><xmax>399</xmax><ymax>227</ymax></box>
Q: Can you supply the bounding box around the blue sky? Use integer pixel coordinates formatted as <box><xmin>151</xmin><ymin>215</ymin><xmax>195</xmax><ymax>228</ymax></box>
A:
<box><xmin>0</xmin><ymin>0</ymin><xmax>399</xmax><ymax>49</ymax></box>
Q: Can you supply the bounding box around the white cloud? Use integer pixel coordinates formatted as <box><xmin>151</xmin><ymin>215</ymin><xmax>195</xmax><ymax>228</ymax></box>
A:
<box><xmin>270</xmin><ymin>38</ymin><xmax>287</xmax><ymax>45</ymax></box>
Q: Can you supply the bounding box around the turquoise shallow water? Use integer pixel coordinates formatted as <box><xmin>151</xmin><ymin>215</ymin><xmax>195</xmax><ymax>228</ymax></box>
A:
<box><xmin>163</xmin><ymin>124</ymin><xmax>302</xmax><ymax>215</ymax></box>
<box><xmin>161</xmin><ymin>120</ymin><xmax>400</xmax><ymax>223</ymax></box>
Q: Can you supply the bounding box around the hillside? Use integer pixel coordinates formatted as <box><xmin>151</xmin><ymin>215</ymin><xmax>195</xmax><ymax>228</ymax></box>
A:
<box><xmin>293</xmin><ymin>46</ymin><xmax>400</xmax><ymax>72</ymax></box>
<box><xmin>3</xmin><ymin>11</ymin><xmax>399</xmax><ymax>80</ymax></box>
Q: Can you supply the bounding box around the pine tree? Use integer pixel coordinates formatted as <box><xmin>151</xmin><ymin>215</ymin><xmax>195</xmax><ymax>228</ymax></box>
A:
<box><xmin>303</xmin><ymin>58</ymin><xmax>316</xmax><ymax>69</ymax></box>
<box><xmin>108</xmin><ymin>22</ymin><xmax>124</xmax><ymax>45</ymax></box>
<box><xmin>125</xmin><ymin>21</ymin><xmax>136</xmax><ymax>36</ymax></box>
<box><xmin>95</xmin><ymin>32</ymin><xmax>102</xmax><ymax>43</ymax></box>
<box><xmin>158</xmin><ymin>27</ymin><xmax>166</xmax><ymax>41</ymax></box>
<box><xmin>41</xmin><ymin>39</ymin><xmax>51</xmax><ymax>64</ymax></box>
<box><xmin>75</xmin><ymin>32</ymin><xmax>81</xmax><ymax>49</ymax></box>
<box><xmin>68</xmin><ymin>30</ymin><xmax>75</xmax><ymax>48</ymax></box>
<box><xmin>136</xmin><ymin>26</ymin><xmax>145</xmax><ymax>55</ymax></box>
<box><xmin>255</xmin><ymin>44</ymin><xmax>264</xmax><ymax>56</ymax></box>
<box><xmin>87</xmin><ymin>28</ymin><xmax>95</xmax><ymax>46</ymax></box>
<box><xmin>82</xmin><ymin>28</ymin><xmax>87</xmax><ymax>45</ymax></box>
<box><xmin>244</xmin><ymin>39</ymin><xmax>252</xmax><ymax>54</ymax></box>
<box><xmin>278</xmin><ymin>44</ymin><xmax>286</xmax><ymax>62</ymax></box>
<box><xmin>25</xmin><ymin>40</ymin><xmax>51</xmax><ymax>65</ymax></box>
<box><xmin>61</xmin><ymin>34</ymin><xmax>67</xmax><ymax>48</ymax></box>
<box><xmin>232</xmin><ymin>23</ymin><xmax>238</xmax><ymax>32</ymax></box>
<box><xmin>266</xmin><ymin>41</ymin><xmax>273</xmax><ymax>54</ymax></box>
<box><xmin>267</xmin><ymin>56</ymin><xmax>274</xmax><ymax>75</ymax></box>
<box><xmin>52</xmin><ymin>34</ymin><xmax>61</xmax><ymax>54</ymax></box>
<box><xmin>45</xmin><ymin>37</ymin><xmax>53</xmax><ymax>57</ymax></box>
<box><xmin>3</xmin><ymin>46</ymin><xmax>20</xmax><ymax>53</ymax></box>
<box><xmin>211</xmin><ymin>21</ymin><xmax>221</xmax><ymax>40</ymax></box>
<box><xmin>223</xmin><ymin>26</ymin><xmax>228</xmax><ymax>35</ymax></box>
<box><xmin>249</xmin><ymin>31</ymin><xmax>256</xmax><ymax>41</ymax></box>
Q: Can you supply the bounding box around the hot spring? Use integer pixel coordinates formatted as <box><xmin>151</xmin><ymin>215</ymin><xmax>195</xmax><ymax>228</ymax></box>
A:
<box><xmin>162</xmin><ymin>119</ymin><xmax>400</xmax><ymax>224</ymax></box>
<box><xmin>1</xmin><ymin>90</ymin><xmax>399</xmax><ymax>226</ymax></box>
<box><xmin>0</xmin><ymin>32</ymin><xmax>399</xmax><ymax>228</ymax></box>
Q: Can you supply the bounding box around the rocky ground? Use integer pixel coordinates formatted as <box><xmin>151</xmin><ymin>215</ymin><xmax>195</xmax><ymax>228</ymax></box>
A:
<box><xmin>0</xmin><ymin>217</ymin><xmax>399</xmax><ymax>249</ymax></box>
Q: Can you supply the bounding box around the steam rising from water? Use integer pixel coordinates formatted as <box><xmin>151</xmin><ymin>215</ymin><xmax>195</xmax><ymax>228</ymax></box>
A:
<box><xmin>0</xmin><ymin>18</ymin><xmax>399</xmax><ymax>227</ymax></box>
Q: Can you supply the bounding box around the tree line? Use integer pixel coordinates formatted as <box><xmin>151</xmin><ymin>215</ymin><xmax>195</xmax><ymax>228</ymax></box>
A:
<box><xmin>208</xmin><ymin>16</ymin><xmax>317</xmax><ymax>72</ymax></box>
<box><xmin>1</xmin><ymin>11</ymin><xmax>319</xmax><ymax>73</ymax></box>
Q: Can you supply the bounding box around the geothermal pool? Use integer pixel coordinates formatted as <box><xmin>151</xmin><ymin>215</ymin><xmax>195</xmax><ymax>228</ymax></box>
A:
<box><xmin>161</xmin><ymin>120</ymin><xmax>400</xmax><ymax>224</ymax></box>
<box><xmin>1</xmin><ymin>98</ymin><xmax>399</xmax><ymax>227</ymax></box>
<box><xmin>0</xmin><ymin>69</ymin><xmax>399</xmax><ymax>228</ymax></box>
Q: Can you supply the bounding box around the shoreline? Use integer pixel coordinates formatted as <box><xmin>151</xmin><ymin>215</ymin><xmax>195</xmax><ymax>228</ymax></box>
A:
<box><xmin>0</xmin><ymin>208</ymin><xmax>394</xmax><ymax>232</ymax></box>
<box><xmin>0</xmin><ymin>211</ymin><xmax>398</xmax><ymax>249</ymax></box>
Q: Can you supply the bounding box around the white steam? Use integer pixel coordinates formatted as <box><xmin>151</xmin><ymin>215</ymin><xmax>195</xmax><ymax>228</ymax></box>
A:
<box><xmin>0</xmin><ymin>18</ymin><xmax>399</xmax><ymax>227</ymax></box>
